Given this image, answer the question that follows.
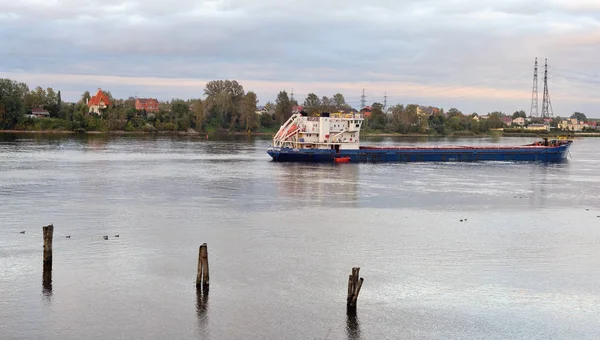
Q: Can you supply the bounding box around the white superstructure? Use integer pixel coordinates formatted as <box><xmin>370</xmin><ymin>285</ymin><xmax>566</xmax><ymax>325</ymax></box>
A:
<box><xmin>272</xmin><ymin>112</ymin><xmax>364</xmax><ymax>150</ymax></box>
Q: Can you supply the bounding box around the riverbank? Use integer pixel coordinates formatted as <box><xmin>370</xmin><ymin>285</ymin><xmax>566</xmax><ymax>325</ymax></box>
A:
<box><xmin>1</xmin><ymin>129</ymin><xmax>598</xmax><ymax>138</ymax></box>
<box><xmin>0</xmin><ymin>129</ymin><xmax>274</xmax><ymax>136</ymax></box>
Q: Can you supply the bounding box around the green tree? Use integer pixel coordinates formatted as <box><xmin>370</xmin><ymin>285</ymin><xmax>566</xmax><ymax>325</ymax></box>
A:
<box><xmin>487</xmin><ymin>112</ymin><xmax>504</xmax><ymax>129</ymax></box>
<box><xmin>203</xmin><ymin>80</ymin><xmax>245</xmax><ymax>130</ymax></box>
<box><xmin>171</xmin><ymin>99</ymin><xmax>189</xmax><ymax>118</ymax></box>
<box><xmin>264</xmin><ymin>101</ymin><xmax>276</xmax><ymax>113</ymax></box>
<box><xmin>446</xmin><ymin>116</ymin><xmax>464</xmax><ymax>131</ymax></box>
<box><xmin>368</xmin><ymin>102</ymin><xmax>386</xmax><ymax>130</ymax></box>
<box><xmin>79</xmin><ymin>91</ymin><xmax>91</xmax><ymax>105</ymax></box>
<box><xmin>0</xmin><ymin>79</ymin><xmax>29</xmax><ymax>129</ymax></box>
<box><xmin>512</xmin><ymin>110</ymin><xmax>526</xmax><ymax>119</ymax></box>
<box><xmin>25</xmin><ymin>86</ymin><xmax>47</xmax><ymax>108</ymax></box>
<box><xmin>46</xmin><ymin>88</ymin><xmax>57</xmax><ymax>105</ymax></box>
<box><xmin>241</xmin><ymin>91</ymin><xmax>259</xmax><ymax>132</ymax></box>
<box><xmin>260</xmin><ymin>112</ymin><xmax>275</xmax><ymax>129</ymax></box>
<box><xmin>44</xmin><ymin>87</ymin><xmax>61</xmax><ymax>117</ymax></box>
<box><xmin>321</xmin><ymin>96</ymin><xmax>334</xmax><ymax>112</ymax></box>
<box><xmin>571</xmin><ymin>112</ymin><xmax>587</xmax><ymax>122</ymax></box>
<box><xmin>470</xmin><ymin>119</ymin><xmax>481</xmax><ymax>134</ymax></box>
<box><xmin>447</xmin><ymin>108</ymin><xmax>462</xmax><ymax>118</ymax></box>
<box><xmin>275</xmin><ymin>91</ymin><xmax>292</xmax><ymax>124</ymax></box>
<box><xmin>428</xmin><ymin>112</ymin><xmax>446</xmax><ymax>135</ymax></box>
<box><xmin>332</xmin><ymin>93</ymin><xmax>347</xmax><ymax>111</ymax></box>
<box><xmin>303</xmin><ymin>93</ymin><xmax>321</xmax><ymax>115</ymax></box>
<box><xmin>192</xmin><ymin>100</ymin><xmax>206</xmax><ymax>131</ymax></box>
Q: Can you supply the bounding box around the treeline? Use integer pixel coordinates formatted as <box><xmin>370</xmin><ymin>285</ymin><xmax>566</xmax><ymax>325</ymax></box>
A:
<box><xmin>0</xmin><ymin>77</ymin><xmax>556</xmax><ymax>135</ymax></box>
<box><xmin>361</xmin><ymin>104</ymin><xmax>505</xmax><ymax>135</ymax></box>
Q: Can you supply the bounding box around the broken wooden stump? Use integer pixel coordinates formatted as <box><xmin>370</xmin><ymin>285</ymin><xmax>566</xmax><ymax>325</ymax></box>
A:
<box><xmin>42</xmin><ymin>224</ymin><xmax>54</xmax><ymax>294</ymax></box>
<box><xmin>347</xmin><ymin>267</ymin><xmax>364</xmax><ymax>311</ymax></box>
<box><xmin>42</xmin><ymin>224</ymin><xmax>54</xmax><ymax>263</ymax></box>
<box><xmin>196</xmin><ymin>243</ymin><xmax>209</xmax><ymax>291</ymax></box>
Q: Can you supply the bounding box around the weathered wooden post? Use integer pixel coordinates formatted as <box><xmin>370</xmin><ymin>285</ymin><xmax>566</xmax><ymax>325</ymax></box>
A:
<box><xmin>43</xmin><ymin>224</ymin><xmax>54</xmax><ymax>263</ymax></box>
<box><xmin>196</xmin><ymin>243</ymin><xmax>209</xmax><ymax>290</ymax></box>
<box><xmin>42</xmin><ymin>224</ymin><xmax>54</xmax><ymax>294</ymax></box>
<box><xmin>347</xmin><ymin>267</ymin><xmax>364</xmax><ymax>312</ymax></box>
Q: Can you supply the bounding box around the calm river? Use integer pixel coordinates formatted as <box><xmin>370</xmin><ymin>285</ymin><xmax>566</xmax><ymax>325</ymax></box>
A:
<box><xmin>1</xmin><ymin>133</ymin><xmax>599</xmax><ymax>339</ymax></box>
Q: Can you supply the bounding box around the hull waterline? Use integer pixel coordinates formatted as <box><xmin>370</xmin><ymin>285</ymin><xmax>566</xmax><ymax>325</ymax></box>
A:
<box><xmin>267</xmin><ymin>142</ymin><xmax>572</xmax><ymax>163</ymax></box>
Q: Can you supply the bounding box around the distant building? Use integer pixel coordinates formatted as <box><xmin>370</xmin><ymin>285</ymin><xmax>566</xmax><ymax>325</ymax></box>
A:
<box><xmin>255</xmin><ymin>106</ymin><xmax>269</xmax><ymax>115</ymax></box>
<box><xmin>360</xmin><ymin>106</ymin><xmax>371</xmax><ymax>118</ymax></box>
<box><xmin>27</xmin><ymin>107</ymin><xmax>50</xmax><ymax>119</ymax></box>
<box><xmin>501</xmin><ymin>117</ymin><xmax>513</xmax><ymax>126</ymax></box>
<box><xmin>512</xmin><ymin>117</ymin><xmax>526</xmax><ymax>126</ymax></box>
<box><xmin>135</xmin><ymin>98</ymin><xmax>160</xmax><ymax>113</ymax></box>
<box><xmin>558</xmin><ymin>118</ymin><xmax>587</xmax><ymax>131</ymax></box>
<box><xmin>88</xmin><ymin>88</ymin><xmax>112</xmax><ymax>115</ymax></box>
<box><xmin>525</xmin><ymin>123</ymin><xmax>550</xmax><ymax>131</ymax></box>
<box><xmin>418</xmin><ymin>106</ymin><xmax>440</xmax><ymax>116</ymax></box>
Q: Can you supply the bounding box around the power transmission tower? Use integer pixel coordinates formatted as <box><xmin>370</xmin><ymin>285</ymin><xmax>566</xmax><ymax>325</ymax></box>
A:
<box><xmin>290</xmin><ymin>88</ymin><xmax>294</xmax><ymax>102</ymax></box>
<box><xmin>529</xmin><ymin>57</ymin><xmax>538</xmax><ymax>117</ymax></box>
<box><xmin>541</xmin><ymin>58</ymin><xmax>553</xmax><ymax>118</ymax></box>
<box><xmin>360</xmin><ymin>89</ymin><xmax>366</xmax><ymax>109</ymax></box>
<box><xmin>383</xmin><ymin>91</ymin><xmax>387</xmax><ymax>110</ymax></box>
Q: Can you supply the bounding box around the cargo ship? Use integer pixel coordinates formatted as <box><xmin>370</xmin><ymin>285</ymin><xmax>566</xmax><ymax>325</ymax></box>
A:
<box><xmin>267</xmin><ymin>111</ymin><xmax>573</xmax><ymax>163</ymax></box>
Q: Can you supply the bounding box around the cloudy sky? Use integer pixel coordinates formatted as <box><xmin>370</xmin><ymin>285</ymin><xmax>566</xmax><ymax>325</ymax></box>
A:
<box><xmin>1</xmin><ymin>0</ymin><xmax>599</xmax><ymax>116</ymax></box>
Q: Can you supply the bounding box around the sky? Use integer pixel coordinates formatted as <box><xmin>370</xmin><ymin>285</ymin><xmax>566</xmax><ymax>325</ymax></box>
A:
<box><xmin>0</xmin><ymin>0</ymin><xmax>599</xmax><ymax>117</ymax></box>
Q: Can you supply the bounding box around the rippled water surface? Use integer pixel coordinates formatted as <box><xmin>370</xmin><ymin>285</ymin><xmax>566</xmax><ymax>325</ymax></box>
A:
<box><xmin>1</xmin><ymin>133</ymin><xmax>600</xmax><ymax>339</ymax></box>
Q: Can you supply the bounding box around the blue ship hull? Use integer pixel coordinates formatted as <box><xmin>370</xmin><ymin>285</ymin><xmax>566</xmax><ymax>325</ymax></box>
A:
<box><xmin>267</xmin><ymin>142</ymin><xmax>572</xmax><ymax>163</ymax></box>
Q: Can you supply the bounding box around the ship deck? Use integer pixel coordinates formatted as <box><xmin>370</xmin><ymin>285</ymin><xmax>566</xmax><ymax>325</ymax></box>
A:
<box><xmin>360</xmin><ymin>145</ymin><xmax>553</xmax><ymax>150</ymax></box>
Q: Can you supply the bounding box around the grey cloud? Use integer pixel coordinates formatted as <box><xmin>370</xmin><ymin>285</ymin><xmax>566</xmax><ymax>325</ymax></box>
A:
<box><xmin>1</xmin><ymin>0</ymin><xmax>599</xmax><ymax>115</ymax></box>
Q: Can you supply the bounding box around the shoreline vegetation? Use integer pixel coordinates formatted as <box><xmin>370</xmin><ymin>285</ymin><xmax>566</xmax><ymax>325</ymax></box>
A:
<box><xmin>1</xmin><ymin>78</ymin><xmax>597</xmax><ymax>138</ymax></box>
<box><xmin>1</xmin><ymin>129</ymin><xmax>598</xmax><ymax>138</ymax></box>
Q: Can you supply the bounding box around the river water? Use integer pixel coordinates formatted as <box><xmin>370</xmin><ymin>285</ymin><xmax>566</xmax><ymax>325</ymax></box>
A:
<box><xmin>1</xmin><ymin>133</ymin><xmax>599</xmax><ymax>340</ymax></box>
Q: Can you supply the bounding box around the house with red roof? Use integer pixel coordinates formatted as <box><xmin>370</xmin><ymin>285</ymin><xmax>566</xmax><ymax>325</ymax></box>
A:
<box><xmin>88</xmin><ymin>88</ymin><xmax>112</xmax><ymax>115</ymax></box>
<box><xmin>360</xmin><ymin>106</ymin><xmax>372</xmax><ymax>118</ymax></box>
<box><xmin>135</xmin><ymin>98</ymin><xmax>160</xmax><ymax>113</ymax></box>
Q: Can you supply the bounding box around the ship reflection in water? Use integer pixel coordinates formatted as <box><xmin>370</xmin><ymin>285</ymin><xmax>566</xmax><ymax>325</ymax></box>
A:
<box><xmin>274</xmin><ymin>163</ymin><xmax>360</xmax><ymax>207</ymax></box>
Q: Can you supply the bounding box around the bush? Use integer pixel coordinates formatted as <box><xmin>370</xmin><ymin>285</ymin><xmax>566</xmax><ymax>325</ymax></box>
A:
<box><xmin>142</xmin><ymin>124</ymin><xmax>155</xmax><ymax>133</ymax></box>
<box><xmin>452</xmin><ymin>130</ymin><xmax>475</xmax><ymax>136</ymax></box>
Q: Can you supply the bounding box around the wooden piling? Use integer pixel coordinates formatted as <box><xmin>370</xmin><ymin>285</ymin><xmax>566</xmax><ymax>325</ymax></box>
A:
<box><xmin>42</xmin><ymin>224</ymin><xmax>54</xmax><ymax>263</ymax></box>
<box><xmin>196</xmin><ymin>243</ymin><xmax>209</xmax><ymax>289</ymax></box>
<box><xmin>42</xmin><ymin>224</ymin><xmax>54</xmax><ymax>295</ymax></box>
<box><xmin>347</xmin><ymin>267</ymin><xmax>364</xmax><ymax>309</ymax></box>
